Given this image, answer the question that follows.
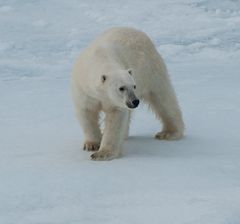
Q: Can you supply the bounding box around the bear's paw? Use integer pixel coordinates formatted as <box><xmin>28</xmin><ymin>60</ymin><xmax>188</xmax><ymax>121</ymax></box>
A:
<box><xmin>83</xmin><ymin>141</ymin><xmax>100</xmax><ymax>151</ymax></box>
<box><xmin>155</xmin><ymin>131</ymin><xmax>183</xmax><ymax>140</ymax></box>
<box><xmin>91</xmin><ymin>149</ymin><xmax>117</xmax><ymax>161</ymax></box>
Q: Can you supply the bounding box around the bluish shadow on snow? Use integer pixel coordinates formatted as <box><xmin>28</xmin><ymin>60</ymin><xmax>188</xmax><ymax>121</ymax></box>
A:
<box><xmin>123</xmin><ymin>135</ymin><xmax>203</xmax><ymax>159</ymax></box>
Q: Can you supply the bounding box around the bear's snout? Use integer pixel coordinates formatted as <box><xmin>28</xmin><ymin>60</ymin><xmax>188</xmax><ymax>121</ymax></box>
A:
<box><xmin>126</xmin><ymin>99</ymin><xmax>139</xmax><ymax>109</ymax></box>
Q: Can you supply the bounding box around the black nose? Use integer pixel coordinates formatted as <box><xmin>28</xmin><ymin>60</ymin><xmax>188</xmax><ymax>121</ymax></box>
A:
<box><xmin>132</xmin><ymin>99</ymin><xmax>139</xmax><ymax>107</ymax></box>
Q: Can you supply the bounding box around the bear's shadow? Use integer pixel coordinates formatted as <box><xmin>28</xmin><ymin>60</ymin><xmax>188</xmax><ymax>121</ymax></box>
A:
<box><xmin>123</xmin><ymin>135</ymin><xmax>201</xmax><ymax>159</ymax></box>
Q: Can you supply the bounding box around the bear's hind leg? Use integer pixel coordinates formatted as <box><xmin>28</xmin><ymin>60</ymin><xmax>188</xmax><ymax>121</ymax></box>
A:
<box><xmin>148</xmin><ymin>90</ymin><xmax>184</xmax><ymax>140</ymax></box>
<box><xmin>76</xmin><ymin>108</ymin><xmax>102</xmax><ymax>151</ymax></box>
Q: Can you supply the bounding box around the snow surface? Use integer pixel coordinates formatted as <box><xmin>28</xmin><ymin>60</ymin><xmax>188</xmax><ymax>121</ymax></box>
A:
<box><xmin>1</xmin><ymin>0</ymin><xmax>240</xmax><ymax>223</ymax></box>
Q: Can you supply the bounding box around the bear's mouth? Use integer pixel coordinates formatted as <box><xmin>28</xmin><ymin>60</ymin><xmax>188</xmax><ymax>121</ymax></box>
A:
<box><xmin>126</xmin><ymin>99</ymin><xmax>140</xmax><ymax>109</ymax></box>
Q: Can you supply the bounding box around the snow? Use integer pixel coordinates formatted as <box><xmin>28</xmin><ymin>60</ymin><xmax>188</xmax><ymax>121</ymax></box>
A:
<box><xmin>1</xmin><ymin>0</ymin><xmax>240</xmax><ymax>223</ymax></box>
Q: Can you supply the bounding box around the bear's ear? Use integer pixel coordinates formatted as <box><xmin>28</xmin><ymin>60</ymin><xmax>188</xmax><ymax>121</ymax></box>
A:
<box><xmin>128</xmin><ymin>69</ymin><xmax>133</xmax><ymax>76</ymax></box>
<box><xmin>101</xmin><ymin>74</ymin><xmax>107</xmax><ymax>83</ymax></box>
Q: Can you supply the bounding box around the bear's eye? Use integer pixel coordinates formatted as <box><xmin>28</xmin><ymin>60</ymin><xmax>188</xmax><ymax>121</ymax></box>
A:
<box><xmin>119</xmin><ymin>86</ymin><xmax>125</xmax><ymax>92</ymax></box>
<box><xmin>133</xmin><ymin>85</ymin><xmax>136</xmax><ymax>89</ymax></box>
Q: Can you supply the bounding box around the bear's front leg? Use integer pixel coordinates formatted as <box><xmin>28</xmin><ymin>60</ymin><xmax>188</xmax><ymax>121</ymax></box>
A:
<box><xmin>76</xmin><ymin>108</ymin><xmax>102</xmax><ymax>151</ymax></box>
<box><xmin>91</xmin><ymin>110</ymin><xmax>128</xmax><ymax>161</ymax></box>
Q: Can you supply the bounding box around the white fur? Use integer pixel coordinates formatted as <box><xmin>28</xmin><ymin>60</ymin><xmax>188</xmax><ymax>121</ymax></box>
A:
<box><xmin>71</xmin><ymin>27</ymin><xmax>184</xmax><ymax>161</ymax></box>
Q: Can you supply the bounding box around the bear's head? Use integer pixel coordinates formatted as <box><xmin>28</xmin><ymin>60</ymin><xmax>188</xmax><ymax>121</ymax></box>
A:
<box><xmin>99</xmin><ymin>69</ymin><xmax>139</xmax><ymax>110</ymax></box>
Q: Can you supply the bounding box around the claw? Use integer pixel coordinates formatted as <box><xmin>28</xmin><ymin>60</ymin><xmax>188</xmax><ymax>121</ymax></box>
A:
<box><xmin>83</xmin><ymin>141</ymin><xmax>100</xmax><ymax>151</ymax></box>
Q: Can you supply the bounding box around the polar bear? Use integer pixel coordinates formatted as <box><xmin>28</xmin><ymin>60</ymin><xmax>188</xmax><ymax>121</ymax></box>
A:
<box><xmin>71</xmin><ymin>27</ymin><xmax>184</xmax><ymax>161</ymax></box>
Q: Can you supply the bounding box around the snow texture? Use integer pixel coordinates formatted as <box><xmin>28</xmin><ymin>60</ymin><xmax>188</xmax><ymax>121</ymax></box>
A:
<box><xmin>1</xmin><ymin>0</ymin><xmax>240</xmax><ymax>223</ymax></box>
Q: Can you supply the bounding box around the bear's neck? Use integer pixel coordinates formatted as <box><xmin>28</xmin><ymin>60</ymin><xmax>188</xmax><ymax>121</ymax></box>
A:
<box><xmin>96</xmin><ymin>54</ymin><xmax>125</xmax><ymax>73</ymax></box>
<box><xmin>101</xmin><ymin>61</ymin><xmax>124</xmax><ymax>74</ymax></box>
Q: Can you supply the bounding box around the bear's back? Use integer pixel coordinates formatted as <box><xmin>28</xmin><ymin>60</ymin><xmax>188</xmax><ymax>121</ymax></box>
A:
<box><xmin>93</xmin><ymin>27</ymin><xmax>156</xmax><ymax>53</ymax></box>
